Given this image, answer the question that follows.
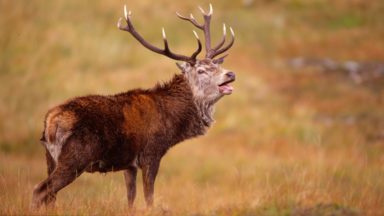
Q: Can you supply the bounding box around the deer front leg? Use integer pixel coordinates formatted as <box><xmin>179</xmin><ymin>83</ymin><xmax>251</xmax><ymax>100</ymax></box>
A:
<box><xmin>123</xmin><ymin>166</ymin><xmax>137</xmax><ymax>208</ymax></box>
<box><xmin>141</xmin><ymin>160</ymin><xmax>160</xmax><ymax>207</ymax></box>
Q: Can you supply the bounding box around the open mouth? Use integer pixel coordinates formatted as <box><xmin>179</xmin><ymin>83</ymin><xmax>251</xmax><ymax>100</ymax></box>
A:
<box><xmin>218</xmin><ymin>79</ymin><xmax>235</xmax><ymax>95</ymax></box>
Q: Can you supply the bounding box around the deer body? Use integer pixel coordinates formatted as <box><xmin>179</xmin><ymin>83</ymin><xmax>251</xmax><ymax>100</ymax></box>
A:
<box><xmin>45</xmin><ymin>75</ymin><xmax>207</xmax><ymax>170</ymax></box>
<box><xmin>32</xmin><ymin>4</ymin><xmax>236</xmax><ymax>209</ymax></box>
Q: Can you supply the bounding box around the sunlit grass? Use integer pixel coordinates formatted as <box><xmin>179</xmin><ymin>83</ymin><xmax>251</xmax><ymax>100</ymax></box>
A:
<box><xmin>1</xmin><ymin>0</ymin><xmax>384</xmax><ymax>215</ymax></box>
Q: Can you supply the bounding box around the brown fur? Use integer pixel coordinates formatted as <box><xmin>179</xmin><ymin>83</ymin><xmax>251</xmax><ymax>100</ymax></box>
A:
<box><xmin>31</xmin><ymin>2</ymin><xmax>238</xmax><ymax>209</ymax></box>
<box><xmin>32</xmin><ymin>4</ymin><xmax>236</xmax><ymax>208</ymax></box>
<box><xmin>32</xmin><ymin>74</ymin><xmax>210</xmax><ymax>208</ymax></box>
<box><xmin>45</xmin><ymin>109</ymin><xmax>76</xmax><ymax>144</ymax></box>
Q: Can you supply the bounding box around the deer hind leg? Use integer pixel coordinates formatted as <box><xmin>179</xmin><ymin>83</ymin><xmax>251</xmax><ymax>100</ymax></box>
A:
<box><xmin>32</xmin><ymin>165</ymin><xmax>83</xmax><ymax>209</ymax></box>
<box><xmin>32</xmin><ymin>137</ymin><xmax>90</xmax><ymax>209</ymax></box>
<box><xmin>31</xmin><ymin>149</ymin><xmax>57</xmax><ymax>208</ymax></box>
<box><xmin>45</xmin><ymin>149</ymin><xmax>56</xmax><ymax>175</ymax></box>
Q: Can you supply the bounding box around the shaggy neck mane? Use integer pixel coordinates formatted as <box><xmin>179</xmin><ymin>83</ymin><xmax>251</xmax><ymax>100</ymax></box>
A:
<box><xmin>153</xmin><ymin>74</ymin><xmax>215</xmax><ymax>128</ymax></box>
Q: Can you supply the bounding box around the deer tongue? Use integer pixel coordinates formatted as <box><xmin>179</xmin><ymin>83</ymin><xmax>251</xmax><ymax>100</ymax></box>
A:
<box><xmin>219</xmin><ymin>84</ymin><xmax>233</xmax><ymax>94</ymax></box>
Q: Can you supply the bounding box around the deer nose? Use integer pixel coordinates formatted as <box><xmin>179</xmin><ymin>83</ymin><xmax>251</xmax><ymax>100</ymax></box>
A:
<box><xmin>226</xmin><ymin>71</ymin><xmax>236</xmax><ymax>80</ymax></box>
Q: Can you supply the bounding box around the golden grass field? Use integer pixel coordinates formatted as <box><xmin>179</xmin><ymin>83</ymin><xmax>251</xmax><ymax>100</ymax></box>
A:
<box><xmin>1</xmin><ymin>0</ymin><xmax>384</xmax><ymax>215</ymax></box>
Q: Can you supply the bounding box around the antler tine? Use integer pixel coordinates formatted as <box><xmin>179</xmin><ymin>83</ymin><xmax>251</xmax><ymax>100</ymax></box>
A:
<box><xmin>162</xmin><ymin>27</ymin><xmax>202</xmax><ymax>58</ymax></box>
<box><xmin>208</xmin><ymin>23</ymin><xmax>227</xmax><ymax>57</ymax></box>
<box><xmin>198</xmin><ymin>3</ymin><xmax>213</xmax><ymax>15</ymax></box>
<box><xmin>118</xmin><ymin>5</ymin><xmax>201</xmax><ymax>63</ymax></box>
<box><xmin>211</xmin><ymin>26</ymin><xmax>235</xmax><ymax>59</ymax></box>
<box><xmin>199</xmin><ymin>4</ymin><xmax>213</xmax><ymax>56</ymax></box>
<box><xmin>176</xmin><ymin>4</ymin><xmax>234</xmax><ymax>59</ymax></box>
<box><xmin>162</xmin><ymin>27</ymin><xmax>170</xmax><ymax>52</ymax></box>
<box><xmin>191</xmin><ymin>30</ymin><xmax>202</xmax><ymax>59</ymax></box>
<box><xmin>176</xmin><ymin>12</ymin><xmax>203</xmax><ymax>29</ymax></box>
<box><xmin>177</xmin><ymin>4</ymin><xmax>213</xmax><ymax>56</ymax></box>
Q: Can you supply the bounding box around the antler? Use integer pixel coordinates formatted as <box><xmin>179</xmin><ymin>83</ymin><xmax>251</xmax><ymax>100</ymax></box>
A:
<box><xmin>176</xmin><ymin>4</ymin><xmax>235</xmax><ymax>59</ymax></box>
<box><xmin>117</xmin><ymin>5</ymin><xmax>202</xmax><ymax>63</ymax></box>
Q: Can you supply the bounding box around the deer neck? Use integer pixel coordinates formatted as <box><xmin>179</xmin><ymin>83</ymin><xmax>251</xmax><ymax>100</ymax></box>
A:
<box><xmin>193</xmin><ymin>98</ymin><xmax>214</xmax><ymax>127</ymax></box>
<box><xmin>156</xmin><ymin>74</ymin><xmax>214</xmax><ymax>132</ymax></box>
<box><xmin>174</xmin><ymin>74</ymin><xmax>215</xmax><ymax>127</ymax></box>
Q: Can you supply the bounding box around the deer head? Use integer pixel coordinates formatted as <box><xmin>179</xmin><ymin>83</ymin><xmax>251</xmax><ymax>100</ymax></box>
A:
<box><xmin>117</xmin><ymin>4</ymin><xmax>236</xmax><ymax>104</ymax></box>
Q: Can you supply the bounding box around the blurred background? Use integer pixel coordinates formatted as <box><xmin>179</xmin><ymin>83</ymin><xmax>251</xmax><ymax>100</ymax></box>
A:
<box><xmin>1</xmin><ymin>0</ymin><xmax>383</xmax><ymax>215</ymax></box>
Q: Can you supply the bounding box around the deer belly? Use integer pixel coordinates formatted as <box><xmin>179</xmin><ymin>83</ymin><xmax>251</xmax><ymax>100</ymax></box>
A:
<box><xmin>85</xmin><ymin>156</ymin><xmax>138</xmax><ymax>173</ymax></box>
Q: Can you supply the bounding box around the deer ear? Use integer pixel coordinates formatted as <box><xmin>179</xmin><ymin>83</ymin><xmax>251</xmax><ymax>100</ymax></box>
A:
<box><xmin>212</xmin><ymin>54</ymin><xmax>228</xmax><ymax>65</ymax></box>
<box><xmin>176</xmin><ymin>62</ymin><xmax>191</xmax><ymax>73</ymax></box>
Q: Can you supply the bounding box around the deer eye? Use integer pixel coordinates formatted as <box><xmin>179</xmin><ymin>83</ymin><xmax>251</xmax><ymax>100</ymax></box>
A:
<box><xmin>197</xmin><ymin>69</ymin><xmax>206</xmax><ymax>74</ymax></box>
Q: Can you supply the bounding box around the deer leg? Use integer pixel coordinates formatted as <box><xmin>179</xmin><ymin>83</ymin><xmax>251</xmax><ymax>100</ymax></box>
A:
<box><xmin>32</xmin><ymin>137</ymin><xmax>90</xmax><ymax>209</ymax></box>
<box><xmin>124</xmin><ymin>166</ymin><xmax>137</xmax><ymax>208</ymax></box>
<box><xmin>32</xmin><ymin>163</ymin><xmax>84</xmax><ymax>209</ymax></box>
<box><xmin>142</xmin><ymin>160</ymin><xmax>160</xmax><ymax>207</ymax></box>
<box><xmin>31</xmin><ymin>176</ymin><xmax>56</xmax><ymax>209</ymax></box>
<box><xmin>45</xmin><ymin>149</ymin><xmax>56</xmax><ymax>175</ymax></box>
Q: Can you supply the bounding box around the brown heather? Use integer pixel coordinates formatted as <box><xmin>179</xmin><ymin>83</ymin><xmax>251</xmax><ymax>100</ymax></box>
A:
<box><xmin>1</xmin><ymin>0</ymin><xmax>384</xmax><ymax>215</ymax></box>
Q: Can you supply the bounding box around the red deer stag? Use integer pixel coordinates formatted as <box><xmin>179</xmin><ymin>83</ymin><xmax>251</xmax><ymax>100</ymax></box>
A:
<box><xmin>32</xmin><ymin>4</ymin><xmax>235</xmax><ymax>209</ymax></box>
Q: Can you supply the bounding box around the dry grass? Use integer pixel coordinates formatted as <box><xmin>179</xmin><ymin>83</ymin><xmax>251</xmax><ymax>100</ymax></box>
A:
<box><xmin>1</xmin><ymin>0</ymin><xmax>384</xmax><ymax>215</ymax></box>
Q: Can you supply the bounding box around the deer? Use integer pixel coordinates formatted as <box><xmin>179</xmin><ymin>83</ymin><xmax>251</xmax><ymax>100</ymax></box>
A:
<box><xmin>32</xmin><ymin>4</ymin><xmax>235</xmax><ymax>209</ymax></box>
